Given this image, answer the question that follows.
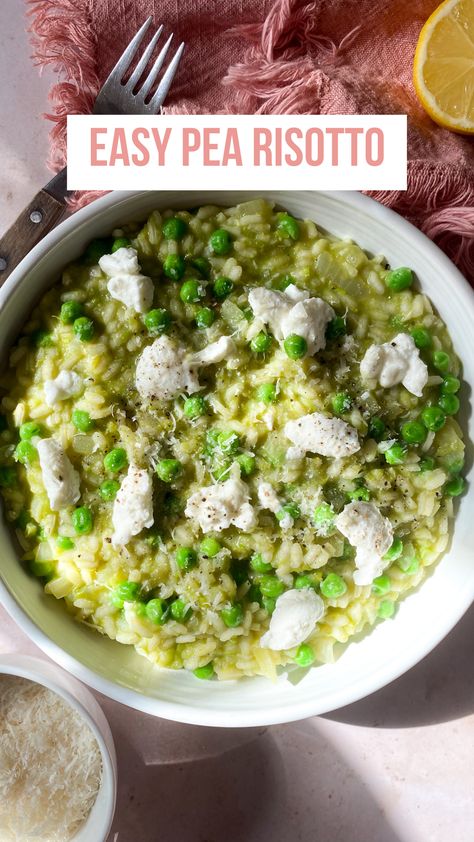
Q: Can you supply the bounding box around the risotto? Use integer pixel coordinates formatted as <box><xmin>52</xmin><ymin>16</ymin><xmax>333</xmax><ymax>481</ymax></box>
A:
<box><xmin>0</xmin><ymin>199</ymin><xmax>465</xmax><ymax>680</ymax></box>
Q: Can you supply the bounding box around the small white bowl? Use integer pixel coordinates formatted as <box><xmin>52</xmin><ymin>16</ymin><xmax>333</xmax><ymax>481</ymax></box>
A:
<box><xmin>0</xmin><ymin>654</ymin><xmax>117</xmax><ymax>841</ymax></box>
<box><xmin>0</xmin><ymin>190</ymin><xmax>473</xmax><ymax>726</ymax></box>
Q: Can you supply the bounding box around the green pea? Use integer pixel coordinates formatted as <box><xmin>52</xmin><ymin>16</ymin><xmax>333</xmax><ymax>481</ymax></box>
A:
<box><xmin>398</xmin><ymin>555</ymin><xmax>420</xmax><ymax>575</ymax></box>
<box><xmin>163</xmin><ymin>254</ymin><xmax>186</xmax><ymax>281</ymax></box>
<box><xmin>235</xmin><ymin>452</ymin><xmax>256</xmax><ymax>476</ymax></box>
<box><xmin>176</xmin><ymin>546</ymin><xmax>197</xmax><ymax>571</ymax></box>
<box><xmin>28</xmin><ymin>559</ymin><xmax>54</xmax><ymax>579</ymax></box>
<box><xmin>294</xmin><ymin>575</ymin><xmax>316</xmax><ymax>590</ymax></box>
<box><xmin>156</xmin><ymin>459</ymin><xmax>182</xmax><ymax>483</ymax></box>
<box><xmin>19</xmin><ymin>421</ymin><xmax>42</xmax><ymax>440</ymax></box>
<box><xmin>276</xmin><ymin>213</ymin><xmax>300</xmax><ymax>241</ymax></box>
<box><xmin>256</xmin><ymin>383</ymin><xmax>277</xmax><ymax>404</ymax></box>
<box><xmin>372</xmin><ymin>575</ymin><xmax>391</xmax><ymax>596</ymax></box>
<box><xmin>385</xmin><ymin>267</ymin><xmax>413</xmax><ymax>292</ymax></box>
<box><xmin>209</xmin><ymin>228</ymin><xmax>232</xmax><ymax>255</ymax></box>
<box><xmin>213</xmin><ymin>276</ymin><xmax>233</xmax><ymax>300</ymax></box>
<box><xmin>276</xmin><ymin>502</ymin><xmax>300</xmax><ymax>522</ymax></box>
<box><xmin>72</xmin><ymin>506</ymin><xmax>93</xmax><ymax>535</ymax></box>
<box><xmin>384</xmin><ymin>443</ymin><xmax>406</xmax><ymax>465</ymax></box>
<box><xmin>368</xmin><ymin>417</ymin><xmax>385</xmax><ymax>441</ymax></box>
<box><xmin>180</xmin><ymin>279</ymin><xmax>205</xmax><ymax>304</ymax></box>
<box><xmin>259</xmin><ymin>575</ymin><xmax>285</xmax><ymax>598</ymax></box>
<box><xmin>262</xmin><ymin>596</ymin><xmax>276</xmax><ymax>614</ymax></box>
<box><xmin>250</xmin><ymin>553</ymin><xmax>272</xmax><ymax>573</ymax></box>
<box><xmin>283</xmin><ymin>334</ymin><xmax>307</xmax><ymax>359</ymax></box>
<box><xmin>170</xmin><ymin>598</ymin><xmax>192</xmax><ymax>622</ymax></box>
<box><xmin>250</xmin><ymin>331</ymin><xmax>272</xmax><ymax>353</ymax></box>
<box><xmin>32</xmin><ymin>329</ymin><xmax>53</xmax><ymax>348</ymax></box>
<box><xmin>432</xmin><ymin>350</ymin><xmax>450</xmax><ymax>373</ymax></box>
<box><xmin>0</xmin><ymin>415</ymin><xmax>7</xmax><ymax>432</ymax></box>
<box><xmin>445</xmin><ymin>476</ymin><xmax>465</xmax><ymax>497</ymax></box>
<box><xmin>193</xmin><ymin>662</ymin><xmax>215</xmax><ymax>680</ymax></box>
<box><xmin>144</xmin><ymin>308</ymin><xmax>171</xmax><ymax>335</ymax></box>
<box><xmin>217</xmin><ymin>430</ymin><xmax>240</xmax><ymax>454</ymax></box>
<box><xmin>195</xmin><ymin>307</ymin><xmax>215</xmax><ymax>329</ymax></box>
<box><xmin>313</xmin><ymin>503</ymin><xmax>335</xmax><ymax>533</ymax></box>
<box><xmin>162</xmin><ymin>217</ymin><xmax>187</xmax><ymax>241</ymax></box>
<box><xmin>110</xmin><ymin>581</ymin><xmax>141</xmax><ymax>608</ymax></box>
<box><xmin>378</xmin><ymin>599</ymin><xmax>395</xmax><ymax>619</ymax></box>
<box><xmin>200</xmin><ymin>537</ymin><xmax>221</xmax><ymax>558</ymax></box>
<box><xmin>99</xmin><ymin>479</ymin><xmax>120</xmax><ymax>501</ymax></box>
<box><xmin>73</xmin><ymin>317</ymin><xmax>95</xmax><ymax>342</ymax></box>
<box><xmin>72</xmin><ymin>410</ymin><xmax>94</xmax><ymax>433</ymax></box>
<box><xmin>410</xmin><ymin>326</ymin><xmax>432</xmax><ymax>349</ymax></box>
<box><xmin>447</xmin><ymin>457</ymin><xmax>464</xmax><ymax>475</ymax></box>
<box><xmin>441</xmin><ymin>375</ymin><xmax>460</xmax><ymax>394</ymax></box>
<box><xmin>331</xmin><ymin>392</ymin><xmax>352</xmax><ymax>415</ymax></box>
<box><xmin>60</xmin><ymin>300</ymin><xmax>83</xmax><ymax>324</ymax></box>
<box><xmin>438</xmin><ymin>394</ymin><xmax>459</xmax><ymax>416</ymax></box>
<box><xmin>14</xmin><ymin>441</ymin><xmax>37</xmax><ymax>465</ymax></box>
<box><xmin>188</xmin><ymin>256</ymin><xmax>211</xmax><ymax>278</ymax></box>
<box><xmin>56</xmin><ymin>536</ymin><xmax>74</xmax><ymax>550</ymax></box>
<box><xmin>84</xmin><ymin>237</ymin><xmax>113</xmax><ymax>264</ymax></box>
<box><xmin>326</xmin><ymin>315</ymin><xmax>347</xmax><ymax>340</ymax></box>
<box><xmin>103</xmin><ymin>447</ymin><xmax>128</xmax><ymax>473</ymax></box>
<box><xmin>145</xmin><ymin>598</ymin><xmax>168</xmax><ymax>625</ymax></box>
<box><xmin>419</xmin><ymin>457</ymin><xmax>435</xmax><ymax>472</ymax></box>
<box><xmin>320</xmin><ymin>573</ymin><xmax>347</xmax><ymax>598</ymax></box>
<box><xmin>347</xmin><ymin>485</ymin><xmax>371</xmax><ymax>502</ymax></box>
<box><xmin>183</xmin><ymin>395</ymin><xmax>208</xmax><ymax>419</ymax></box>
<box><xmin>111</xmin><ymin>236</ymin><xmax>131</xmax><ymax>252</ymax></box>
<box><xmin>383</xmin><ymin>537</ymin><xmax>403</xmax><ymax>561</ymax></box>
<box><xmin>401</xmin><ymin>420</ymin><xmax>427</xmax><ymax>444</ymax></box>
<box><xmin>421</xmin><ymin>406</ymin><xmax>446</xmax><ymax>431</ymax></box>
<box><xmin>221</xmin><ymin>603</ymin><xmax>244</xmax><ymax>628</ymax></box>
<box><xmin>293</xmin><ymin>643</ymin><xmax>315</xmax><ymax>667</ymax></box>
<box><xmin>0</xmin><ymin>466</ymin><xmax>16</xmax><ymax>487</ymax></box>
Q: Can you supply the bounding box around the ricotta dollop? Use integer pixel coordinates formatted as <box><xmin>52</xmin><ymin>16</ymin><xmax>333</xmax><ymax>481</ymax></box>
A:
<box><xmin>284</xmin><ymin>411</ymin><xmax>360</xmax><ymax>459</ymax></box>
<box><xmin>44</xmin><ymin>371</ymin><xmax>83</xmax><ymax>407</ymax></box>
<box><xmin>257</xmin><ymin>482</ymin><xmax>293</xmax><ymax>529</ymax></box>
<box><xmin>112</xmin><ymin>464</ymin><xmax>154</xmax><ymax>546</ymax></box>
<box><xmin>260</xmin><ymin>589</ymin><xmax>325</xmax><ymax>650</ymax></box>
<box><xmin>248</xmin><ymin>284</ymin><xmax>334</xmax><ymax>356</ymax></box>
<box><xmin>185</xmin><ymin>471</ymin><xmax>256</xmax><ymax>533</ymax></box>
<box><xmin>99</xmin><ymin>247</ymin><xmax>154</xmax><ymax>313</ymax></box>
<box><xmin>360</xmin><ymin>333</ymin><xmax>428</xmax><ymax>398</ymax></box>
<box><xmin>135</xmin><ymin>336</ymin><xmax>200</xmax><ymax>402</ymax></box>
<box><xmin>37</xmin><ymin>438</ymin><xmax>80</xmax><ymax>511</ymax></box>
<box><xmin>335</xmin><ymin>501</ymin><xmax>393</xmax><ymax>585</ymax></box>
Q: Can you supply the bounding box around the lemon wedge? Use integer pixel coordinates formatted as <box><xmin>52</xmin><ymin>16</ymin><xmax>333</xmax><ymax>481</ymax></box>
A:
<box><xmin>413</xmin><ymin>0</ymin><xmax>474</xmax><ymax>134</ymax></box>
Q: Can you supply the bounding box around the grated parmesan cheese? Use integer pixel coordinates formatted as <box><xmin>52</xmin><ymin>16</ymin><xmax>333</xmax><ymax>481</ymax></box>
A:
<box><xmin>0</xmin><ymin>675</ymin><xmax>102</xmax><ymax>842</ymax></box>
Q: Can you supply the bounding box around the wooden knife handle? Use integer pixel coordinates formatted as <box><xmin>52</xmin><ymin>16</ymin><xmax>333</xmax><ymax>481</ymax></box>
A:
<box><xmin>0</xmin><ymin>189</ymin><xmax>68</xmax><ymax>286</ymax></box>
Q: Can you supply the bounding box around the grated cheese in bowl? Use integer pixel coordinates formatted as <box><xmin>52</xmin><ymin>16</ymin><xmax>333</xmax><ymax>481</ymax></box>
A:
<box><xmin>0</xmin><ymin>674</ymin><xmax>103</xmax><ymax>841</ymax></box>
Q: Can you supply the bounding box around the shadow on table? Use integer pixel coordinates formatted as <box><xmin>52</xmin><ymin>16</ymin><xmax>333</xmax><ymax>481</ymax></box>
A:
<box><xmin>105</xmin><ymin>712</ymin><xmax>401</xmax><ymax>842</ymax></box>
<box><xmin>326</xmin><ymin>603</ymin><xmax>474</xmax><ymax>728</ymax></box>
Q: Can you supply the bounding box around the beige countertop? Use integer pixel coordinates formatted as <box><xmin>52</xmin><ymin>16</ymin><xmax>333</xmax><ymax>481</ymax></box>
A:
<box><xmin>1</xmin><ymin>2</ymin><xmax>473</xmax><ymax>840</ymax></box>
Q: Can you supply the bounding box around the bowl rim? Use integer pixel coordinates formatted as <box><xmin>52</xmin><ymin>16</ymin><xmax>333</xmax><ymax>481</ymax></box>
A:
<box><xmin>0</xmin><ymin>653</ymin><xmax>117</xmax><ymax>840</ymax></box>
<box><xmin>0</xmin><ymin>188</ymin><xmax>473</xmax><ymax>727</ymax></box>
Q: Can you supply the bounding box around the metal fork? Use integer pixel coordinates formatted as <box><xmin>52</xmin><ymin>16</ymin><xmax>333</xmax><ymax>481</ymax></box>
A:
<box><xmin>0</xmin><ymin>18</ymin><xmax>185</xmax><ymax>282</ymax></box>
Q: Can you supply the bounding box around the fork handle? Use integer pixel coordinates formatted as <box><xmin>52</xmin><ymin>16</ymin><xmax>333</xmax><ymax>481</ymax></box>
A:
<box><xmin>0</xmin><ymin>189</ymin><xmax>68</xmax><ymax>286</ymax></box>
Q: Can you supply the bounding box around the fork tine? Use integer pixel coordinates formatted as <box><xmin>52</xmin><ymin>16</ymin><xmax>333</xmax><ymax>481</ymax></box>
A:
<box><xmin>105</xmin><ymin>16</ymin><xmax>152</xmax><ymax>85</ymax></box>
<box><xmin>148</xmin><ymin>42</ymin><xmax>185</xmax><ymax>112</ymax></box>
<box><xmin>125</xmin><ymin>24</ymin><xmax>164</xmax><ymax>91</ymax></box>
<box><xmin>139</xmin><ymin>33</ymin><xmax>174</xmax><ymax>99</ymax></box>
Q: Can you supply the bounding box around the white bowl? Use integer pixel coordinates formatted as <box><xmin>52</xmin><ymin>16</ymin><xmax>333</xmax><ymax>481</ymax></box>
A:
<box><xmin>0</xmin><ymin>654</ymin><xmax>117</xmax><ymax>841</ymax></box>
<box><xmin>0</xmin><ymin>190</ymin><xmax>473</xmax><ymax>727</ymax></box>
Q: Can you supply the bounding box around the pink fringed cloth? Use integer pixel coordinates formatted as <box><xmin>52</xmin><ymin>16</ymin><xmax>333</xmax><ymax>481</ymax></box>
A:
<box><xmin>27</xmin><ymin>0</ymin><xmax>474</xmax><ymax>280</ymax></box>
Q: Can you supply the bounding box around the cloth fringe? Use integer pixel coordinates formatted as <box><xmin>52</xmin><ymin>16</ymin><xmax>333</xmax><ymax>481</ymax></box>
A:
<box><xmin>26</xmin><ymin>0</ymin><xmax>474</xmax><ymax>281</ymax></box>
